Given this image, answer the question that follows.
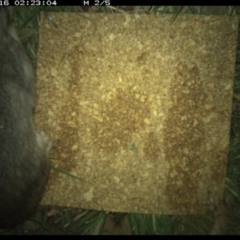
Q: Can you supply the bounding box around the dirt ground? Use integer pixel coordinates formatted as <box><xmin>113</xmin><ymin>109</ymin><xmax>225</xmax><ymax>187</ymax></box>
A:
<box><xmin>102</xmin><ymin>215</ymin><xmax>132</xmax><ymax>235</ymax></box>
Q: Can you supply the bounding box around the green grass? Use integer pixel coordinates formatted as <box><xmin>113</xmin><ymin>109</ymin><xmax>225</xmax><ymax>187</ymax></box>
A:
<box><xmin>1</xmin><ymin>6</ymin><xmax>240</xmax><ymax>235</ymax></box>
<box><xmin>129</xmin><ymin>213</ymin><xmax>172</xmax><ymax>234</ymax></box>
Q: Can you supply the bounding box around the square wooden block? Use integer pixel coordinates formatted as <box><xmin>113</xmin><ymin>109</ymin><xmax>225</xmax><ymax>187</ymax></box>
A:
<box><xmin>35</xmin><ymin>13</ymin><xmax>238</xmax><ymax>214</ymax></box>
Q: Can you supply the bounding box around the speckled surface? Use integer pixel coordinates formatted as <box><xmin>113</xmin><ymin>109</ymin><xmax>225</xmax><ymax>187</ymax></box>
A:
<box><xmin>35</xmin><ymin>13</ymin><xmax>238</xmax><ymax>214</ymax></box>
